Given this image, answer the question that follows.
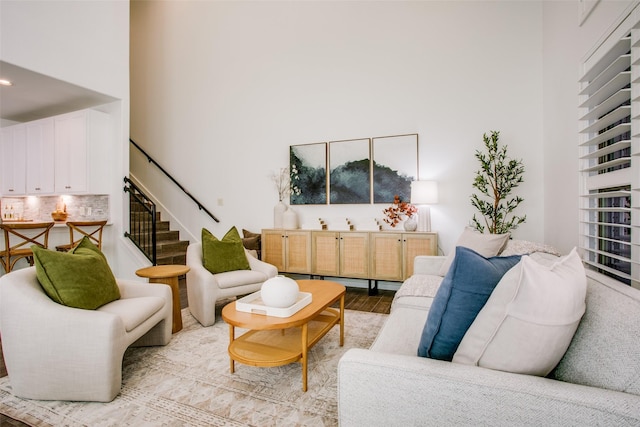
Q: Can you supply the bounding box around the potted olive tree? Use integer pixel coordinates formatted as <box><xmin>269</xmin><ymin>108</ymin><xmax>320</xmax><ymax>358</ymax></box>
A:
<box><xmin>470</xmin><ymin>130</ymin><xmax>526</xmax><ymax>234</ymax></box>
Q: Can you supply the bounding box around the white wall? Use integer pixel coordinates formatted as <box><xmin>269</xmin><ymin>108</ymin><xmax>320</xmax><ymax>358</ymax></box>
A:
<box><xmin>131</xmin><ymin>1</ymin><xmax>544</xmax><ymax>255</ymax></box>
<box><xmin>1</xmin><ymin>1</ymin><xmax>128</xmax><ymax>102</ymax></box>
<box><xmin>0</xmin><ymin>0</ymin><xmax>132</xmax><ymax>276</ymax></box>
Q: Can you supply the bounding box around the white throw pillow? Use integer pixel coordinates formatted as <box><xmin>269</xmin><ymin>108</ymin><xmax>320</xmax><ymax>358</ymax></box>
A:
<box><xmin>438</xmin><ymin>227</ymin><xmax>510</xmax><ymax>276</ymax></box>
<box><xmin>452</xmin><ymin>248</ymin><xmax>587</xmax><ymax>377</ymax></box>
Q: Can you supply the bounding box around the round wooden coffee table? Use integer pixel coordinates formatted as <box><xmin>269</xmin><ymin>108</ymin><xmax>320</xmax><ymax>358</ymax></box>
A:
<box><xmin>136</xmin><ymin>264</ymin><xmax>190</xmax><ymax>333</ymax></box>
<box><xmin>222</xmin><ymin>279</ymin><xmax>345</xmax><ymax>391</ymax></box>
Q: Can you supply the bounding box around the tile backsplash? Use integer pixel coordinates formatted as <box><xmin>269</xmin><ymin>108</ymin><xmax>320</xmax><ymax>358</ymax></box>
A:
<box><xmin>1</xmin><ymin>195</ymin><xmax>109</xmax><ymax>222</ymax></box>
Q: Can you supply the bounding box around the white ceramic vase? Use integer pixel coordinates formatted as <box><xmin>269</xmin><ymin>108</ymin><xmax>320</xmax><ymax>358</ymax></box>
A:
<box><xmin>282</xmin><ymin>207</ymin><xmax>298</xmax><ymax>229</ymax></box>
<box><xmin>404</xmin><ymin>216</ymin><xmax>418</xmax><ymax>231</ymax></box>
<box><xmin>260</xmin><ymin>275</ymin><xmax>300</xmax><ymax>308</ymax></box>
<box><xmin>274</xmin><ymin>201</ymin><xmax>287</xmax><ymax>228</ymax></box>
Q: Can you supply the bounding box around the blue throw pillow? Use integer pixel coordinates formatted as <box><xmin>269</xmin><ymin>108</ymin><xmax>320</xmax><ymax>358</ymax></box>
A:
<box><xmin>417</xmin><ymin>246</ymin><xmax>521</xmax><ymax>360</ymax></box>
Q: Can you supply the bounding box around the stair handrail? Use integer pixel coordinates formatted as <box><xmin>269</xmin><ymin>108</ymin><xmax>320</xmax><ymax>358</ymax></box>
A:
<box><xmin>130</xmin><ymin>138</ymin><xmax>220</xmax><ymax>223</ymax></box>
<box><xmin>123</xmin><ymin>177</ymin><xmax>157</xmax><ymax>264</ymax></box>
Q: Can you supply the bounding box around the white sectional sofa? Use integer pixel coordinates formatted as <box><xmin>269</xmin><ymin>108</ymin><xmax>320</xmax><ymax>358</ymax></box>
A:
<box><xmin>338</xmin><ymin>250</ymin><xmax>640</xmax><ymax>426</ymax></box>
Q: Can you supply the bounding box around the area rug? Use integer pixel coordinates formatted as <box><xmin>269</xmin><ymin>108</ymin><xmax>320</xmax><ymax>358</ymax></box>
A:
<box><xmin>0</xmin><ymin>308</ymin><xmax>387</xmax><ymax>427</ymax></box>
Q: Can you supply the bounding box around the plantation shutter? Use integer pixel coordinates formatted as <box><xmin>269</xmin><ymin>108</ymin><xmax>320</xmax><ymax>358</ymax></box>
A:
<box><xmin>579</xmin><ymin>9</ymin><xmax>640</xmax><ymax>288</ymax></box>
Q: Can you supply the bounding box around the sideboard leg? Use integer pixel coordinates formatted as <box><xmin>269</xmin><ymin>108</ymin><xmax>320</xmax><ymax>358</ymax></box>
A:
<box><xmin>368</xmin><ymin>280</ymin><xmax>378</xmax><ymax>296</ymax></box>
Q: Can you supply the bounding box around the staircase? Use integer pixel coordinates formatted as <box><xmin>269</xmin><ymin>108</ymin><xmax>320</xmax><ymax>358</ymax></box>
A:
<box><xmin>126</xmin><ymin>141</ymin><xmax>220</xmax><ymax>266</ymax></box>
<box><xmin>126</xmin><ymin>180</ymin><xmax>190</xmax><ymax>266</ymax></box>
<box><xmin>129</xmin><ymin>208</ymin><xmax>189</xmax><ymax>265</ymax></box>
<box><xmin>151</xmin><ymin>211</ymin><xmax>189</xmax><ymax>265</ymax></box>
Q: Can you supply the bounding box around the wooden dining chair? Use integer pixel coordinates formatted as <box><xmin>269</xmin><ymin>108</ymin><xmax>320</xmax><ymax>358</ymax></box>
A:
<box><xmin>55</xmin><ymin>220</ymin><xmax>108</xmax><ymax>252</ymax></box>
<box><xmin>0</xmin><ymin>221</ymin><xmax>55</xmax><ymax>273</ymax></box>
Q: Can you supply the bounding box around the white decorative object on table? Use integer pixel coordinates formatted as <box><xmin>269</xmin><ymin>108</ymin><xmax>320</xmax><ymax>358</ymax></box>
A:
<box><xmin>236</xmin><ymin>290</ymin><xmax>312</xmax><ymax>317</ymax></box>
<box><xmin>404</xmin><ymin>216</ymin><xmax>417</xmax><ymax>231</ymax></box>
<box><xmin>261</xmin><ymin>275</ymin><xmax>300</xmax><ymax>308</ymax></box>
<box><xmin>272</xmin><ymin>167</ymin><xmax>291</xmax><ymax>228</ymax></box>
<box><xmin>282</xmin><ymin>207</ymin><xmax>298</xmax><ymax>229</ymax></box>
<box><xmin>273</xmin><ymin>201</ymin><xmax>287</xmax><ymax>228</ymax></box>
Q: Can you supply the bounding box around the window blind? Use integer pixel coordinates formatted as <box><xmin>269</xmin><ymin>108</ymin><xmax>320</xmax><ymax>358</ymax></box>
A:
<box><xmin>579</xmin><ymin>11</ymin><xmax>640</xmax><ymax>288</ymax></box>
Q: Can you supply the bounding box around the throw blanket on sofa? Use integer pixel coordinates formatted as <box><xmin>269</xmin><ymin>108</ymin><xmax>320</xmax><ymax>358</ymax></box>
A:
<box><xmin>393</xmin><ymin>274</ymin><xmax>443</xmax><ymax>304</ymax></box>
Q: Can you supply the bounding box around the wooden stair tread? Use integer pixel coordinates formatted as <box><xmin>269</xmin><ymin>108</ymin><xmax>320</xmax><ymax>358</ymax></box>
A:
<box><xmin>128</xmin><ymin>205</ymin><xmax>189</xmax><ymax>266</ymax></box>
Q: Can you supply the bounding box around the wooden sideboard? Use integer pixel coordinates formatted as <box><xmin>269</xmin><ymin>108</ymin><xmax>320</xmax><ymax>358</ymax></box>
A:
<box><xmin>262</xmin><ymin>229</ymin><xmax>437</xmax><ymax>294</ymax></box>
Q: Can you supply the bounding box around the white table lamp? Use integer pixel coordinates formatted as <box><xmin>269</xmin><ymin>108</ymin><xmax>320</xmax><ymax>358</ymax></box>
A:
<box><xmin>411</xmin><ymin>181</ymin><xmax>438</xmax><ymax>232</ymax></box>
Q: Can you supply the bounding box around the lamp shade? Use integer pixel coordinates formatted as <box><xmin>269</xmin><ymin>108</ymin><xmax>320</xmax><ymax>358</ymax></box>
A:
<box><xmin>411</xmin><ymin>181</ymin><xmax>438</xmax><ymax>205</ymax></box>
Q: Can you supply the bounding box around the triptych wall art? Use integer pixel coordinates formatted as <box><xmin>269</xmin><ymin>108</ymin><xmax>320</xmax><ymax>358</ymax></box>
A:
<box><xmin>289</xmin><ymin>133</ymin><xmax>418</xmax><ymax>205</ymax></box>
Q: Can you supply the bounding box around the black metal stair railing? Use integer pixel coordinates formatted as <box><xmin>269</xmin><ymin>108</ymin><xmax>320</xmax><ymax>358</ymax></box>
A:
<box><xmin>123</xmin><ymin>177</ymin><xmax>157</xmax><ymax>265</ymax></box>
<box><xmin>129</xmin><ymin>139</ymin><xmax>219</xmax><ymax>223</ymax></box>
<box><xmin>125</xmin><ymin>139</ymin><xmax>220</xmax><ymax>264</ymax></box>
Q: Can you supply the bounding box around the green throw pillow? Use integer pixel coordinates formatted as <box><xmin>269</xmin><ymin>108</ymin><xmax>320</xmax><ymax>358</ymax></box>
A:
<box><xmin>202</xmin><ymin>226</ymin><xmax>250</xmax><ymax>274</ymax></box>
<box><xmin>32</xmin><ymin>236</ymin><xmax>121</xmax><ymax>310</ymax></box>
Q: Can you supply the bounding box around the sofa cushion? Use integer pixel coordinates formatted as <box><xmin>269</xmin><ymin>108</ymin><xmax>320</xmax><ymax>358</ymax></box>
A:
<box><xmin>453</xmin><ymin>249</ymin><xmax>586</xmax><ymax>377</ymax></box>
<box><xmin>32</xmin><ymin>237</ymin><xmax>121</xmax><ymax>310</ymax></box>
<box><xmin>214</xmin><ymin>269</ymin><xmax>269</xmax><ymax>289</ymax></box>
<box><xmin>371</xmin><ymin>306</ymin><xmax>430</xmax><ymax>356</ymax></box>
<box><xmin>438</xmin><ymin>227</ymin><xmax>510</xmax><ymax>276</ymax></box>
<box><xmin>98</xmin><ymin>296</ymin><xmax>165</xmax><ymax>332</ymax></box>
<box><xmin>553</xmin><ymin>271</ymin><xmax>640</xmax><ymax>395</ymax></box>
<box><xmin>202</xmin><ymin>227</ymin><xmax>251</xmax><ymax>274</ymax></box>
<box><xmin>418</xmin><ymin>246</ymin><xmax>521</xmax><ymax>360</ymax></box>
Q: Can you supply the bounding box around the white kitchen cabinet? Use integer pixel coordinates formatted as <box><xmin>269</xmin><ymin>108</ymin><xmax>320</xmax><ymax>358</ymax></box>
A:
<box><xmin>26</xmin><ymin>118</ymin><xmax>55</xmax><ymax>194</ymax></box>
<box><xmin>54</xmin><ymin>109</ymin><xmax>112</xmax><ymax>194</ymax></box>
<box><xmin>1</xmin><ymin>124</ymin><xmax>27</xmax><ymax>195</ymax></box>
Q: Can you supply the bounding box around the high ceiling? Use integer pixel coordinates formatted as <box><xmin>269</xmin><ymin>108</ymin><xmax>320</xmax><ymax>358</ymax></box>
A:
<box><xmin>0</xmin><ymin>61</ymin><xmax>117</xmax><ymax>123</ymax></box>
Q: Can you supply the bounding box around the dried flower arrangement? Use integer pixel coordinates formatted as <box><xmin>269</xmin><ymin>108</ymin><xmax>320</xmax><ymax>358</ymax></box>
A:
<box><xmin>271</xmin><ymin>166</ymin><xmax>302</xmax><ymax>202</ymax></box>
<box><xmin>382</xmin><ymin>195</ymin><xmax>417</xmax><ymax>227</ymax></box>
<box><xmin>271</xmin><ymin>167</ymin><xmax>291</xmax><ymax>202</ymax></box>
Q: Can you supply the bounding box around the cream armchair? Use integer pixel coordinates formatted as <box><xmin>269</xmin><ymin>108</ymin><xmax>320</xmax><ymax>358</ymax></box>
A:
<box><xmin>186</xmin><ymin>242</ymin><xmax>278</xmax><ymax>326</ymax></box>
<box><xmin>0</xmin><ymin>266</ymin><xmax>172</xmax><ymax>402</ymax></box>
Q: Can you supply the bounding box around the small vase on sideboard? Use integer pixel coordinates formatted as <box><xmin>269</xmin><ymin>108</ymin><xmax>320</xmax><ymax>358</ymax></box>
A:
<box><xmin>274</xmin><ymin>201</ymin><xmax>287</xmax><ymax>228</ymax></box>
<box><xmin>283</xmin><ymin>207</ymin><xmax>298</xmax><ymax>229</ymax></box>
<box><xmin>404</xmin><ymin>216</ymin><xmax>417</xmax><ymax>232</ymax></box>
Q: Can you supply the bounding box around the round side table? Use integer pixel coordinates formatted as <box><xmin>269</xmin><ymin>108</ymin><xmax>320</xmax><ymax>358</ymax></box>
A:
<box><xmin>136</xmin><ymin>265</ymin><xmax>190</xmax><ymax>333</ymax></box>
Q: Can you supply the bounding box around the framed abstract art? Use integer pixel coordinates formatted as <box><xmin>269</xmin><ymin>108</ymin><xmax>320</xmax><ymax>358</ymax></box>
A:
<box><xmin>329</xmin><ymin>138</ymin><xmax>371</xmax><ymax>204</ymax></box>
<box><xmin>289</xmin><ymin>142</ymin><xmax>328</xmax><ymax>205</ymax></box>
<box><xmin>288</xmin><ymin>132</ymin><xmax>418</xmax><ymax>205</ymax></box>
<box><xmin>372</xmin><ymin>134</ymin><xmax>418</xmax><ymax>204</ymax></box>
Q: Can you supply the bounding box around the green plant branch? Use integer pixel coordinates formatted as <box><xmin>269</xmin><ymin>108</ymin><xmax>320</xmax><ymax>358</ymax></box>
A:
<box><xmin>470</xmin><ymin>131</ymin><xmax>526</xmax><ymax>234</ymax></box>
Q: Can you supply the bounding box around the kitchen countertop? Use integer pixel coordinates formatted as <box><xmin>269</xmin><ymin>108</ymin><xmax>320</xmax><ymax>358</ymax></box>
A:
<box><xmin>1</xmin><ymin>219</ymin><xmax>110</xmax><ymax>227</ymax></box>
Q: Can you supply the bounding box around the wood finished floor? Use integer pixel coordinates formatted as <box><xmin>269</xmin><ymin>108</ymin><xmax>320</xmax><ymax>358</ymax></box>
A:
<box><xmin>0</xmin><ymin>279</ymin><xmax>394</xmax><ymax>426</ymax></box>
